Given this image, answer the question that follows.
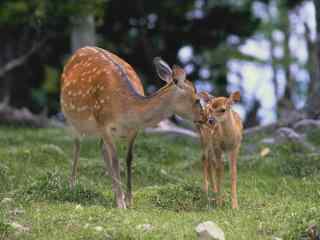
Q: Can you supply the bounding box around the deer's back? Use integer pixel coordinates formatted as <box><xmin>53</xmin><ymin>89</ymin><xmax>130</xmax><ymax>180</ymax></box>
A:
<box><xmin>60</xmin><ymin>46</ymin><xmax>144</xmax><ymax>136</ymax></box>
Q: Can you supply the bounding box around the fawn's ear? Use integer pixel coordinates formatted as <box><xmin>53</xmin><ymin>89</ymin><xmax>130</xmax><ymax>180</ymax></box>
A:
<box><xmin>228</xmin><ymin>91</ymin><xmax>241</xmax><ymax>105</ymax></box>
<box><xmin>172</xmin><ymin>65</ymin><xmax>186</xmax><ymax>87</ymax></box>
<box><xmin>197</xmin><ymin>91</ymin><xmax>213</xmax><ymax>108</ymax></box>
<box><xmin>153</xmin><ymin>57</ymin><xmax>173</xmax><ymax>83</ymax></box>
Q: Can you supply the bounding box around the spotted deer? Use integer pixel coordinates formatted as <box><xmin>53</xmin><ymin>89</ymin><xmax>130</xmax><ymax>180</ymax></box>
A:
<box><xmin>60</xmin><ymin>46</ymin><xmax>203</xmax><ymax>208</ymax></box>
<box><xmin>197</xmin><ymin>91</ymin><xmax>243</xmax><ymax>209</ymax></box>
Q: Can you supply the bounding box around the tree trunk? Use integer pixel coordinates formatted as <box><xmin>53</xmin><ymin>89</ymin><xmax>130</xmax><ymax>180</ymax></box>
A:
<box><xmin>278</xmin><ymin>20</ymin><xmax>295</xmax><ymax>116</ymax></box>
<box><xmin>305</xmin><ymin>0</ymin><xmax>320</xmax><ymax>118</ymax></box>
<box><xmin>305</xmin><ymin>23</ymin><xmax>318</xmax><ymax>99</ymax></box>
<box><xmin>71</xmin><ymin>15</ymin><xmax>96</xmax><ymax>53</ymax></box>
<box><xmin>244</xmin><ymin>99</ymin><xmax>260</xmax><ymax>128</ymax></box>
<box><xmin>270</xmin><ymin>30</ymin><xmax>279</xmax><ymax>118</ymax></box>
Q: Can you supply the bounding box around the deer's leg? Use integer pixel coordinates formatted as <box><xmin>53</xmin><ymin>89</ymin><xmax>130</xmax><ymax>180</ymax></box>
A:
<box><xmin>229</xmin><ymin>146</ymin><xmax>240</xmax><ymax>209</ymax></box>
<box><xmin>208</xmin><ymin>149</ymin><xmax>218</xmax><ymax>193</ymax></box>
<box><xmin>125</xmin><ymin>131</ymin><xmax>138</xmax><ymax>207</ymax></box>
<box><xmin>215</xmin><ymin>150</ymin><xmax>224</xmax><ymax>207</ymax></box>
<box><xmin>69</xmin><ymin>138</ymin><xmax>80</xmax><ymax>188</ymax></box>
<box><xmin>202</xmin><ymin>151</ymin><xmax>209</xmax><ymax>196</ymax></box>
<box><xmin>100</xmin><ymin>139</ymin><xmax>111</xmax><ymax>176</ymax></box>
<box><xmin>101</xmin><ymin>133</ymin><xmax>126</xmax><ymax>209</ymax></box>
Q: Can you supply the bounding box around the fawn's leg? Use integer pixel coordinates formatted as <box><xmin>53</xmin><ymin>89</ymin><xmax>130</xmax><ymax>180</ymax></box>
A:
<box><xmin>208</xmin><ymin>149</ymin><xmax>218</xmax><ymax>193</ymax></box>
<box><xmin>125</xmin><ymin>131</ymin><xmax>138</xmax><ymax>207</ymax></box>
<box><xmin>69</xmin><ymin>138</ymin><xmax>80</xmax><ymax>188</ymax></box>
<box><xmin>215</xmin><ymin>150</ymin><xmax>224</xmax><ymax>206</ymax></box>
<box><xmin>202</xmin><ymin>151</ymin><xmax>210</xmax><ymax>195</ymax></box>
<box><xmin>229</xmin><ymin>146</ymin><xmax>240</xmax><ymax>209</ymax></box>
<box><xmin>101</xmin><ymin>132</ymin><xmax>126</xmax><ymax>209</ymax></box>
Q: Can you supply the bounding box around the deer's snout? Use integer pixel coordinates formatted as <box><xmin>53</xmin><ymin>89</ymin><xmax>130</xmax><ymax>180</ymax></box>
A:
<box><xmin>208</xmin><ymin>117</ymin><xmax>216</xmax><ymax>125</ymax></box>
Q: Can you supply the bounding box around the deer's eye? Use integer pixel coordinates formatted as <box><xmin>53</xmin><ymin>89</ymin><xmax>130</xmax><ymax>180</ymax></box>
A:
<box><xmin>218</xmin><ymin>108</ymin><xmax>226</xmax><ymax>113</ymax></box>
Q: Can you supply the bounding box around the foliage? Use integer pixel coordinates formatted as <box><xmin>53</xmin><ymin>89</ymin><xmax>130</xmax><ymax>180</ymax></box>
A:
<box><xmin>19</xmin><ymin>170</ymin><xmax>111</xmax><ymax>207</ymax></box>
<box><xmin>276</xmin><ymin>143</ymin><xmax>320</xmax><ymax>177</ymax></box>
<box><xmin>149</xmin><ymin>183</ymin><xmax>208</xmax><ymax>212</ymax></box>
<box><xmin>0</xmin><ymin>0</ymin><xmax>106</xmax><ymax>26</ymax></box>
<box><xmin>0</xmin><ymin>0</ymin><xmax>262</xmax><ymax>114</ymax></box>
<box><xmin>0</xmin><ymin>221</ymin><xmax>12</xmax><ymax>240</ymax></box>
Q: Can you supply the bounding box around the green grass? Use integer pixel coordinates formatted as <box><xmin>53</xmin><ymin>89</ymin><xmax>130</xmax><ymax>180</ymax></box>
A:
<box><xmin>0</xmin><ymin>126</ymin><xmax>319</xmax><ymax>239</ymax></box>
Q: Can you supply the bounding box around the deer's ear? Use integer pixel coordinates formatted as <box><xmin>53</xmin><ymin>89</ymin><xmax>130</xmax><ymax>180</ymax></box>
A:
<box><xmin>172</xmin><ymin>65</ymin><xmax>186</xmax><ymax>87</ymax></box>
<box><xmin>197</xmin><ymin>91</ymin><xmax>213</xmax><ymax>108</ymax></box>
<box><xmin>153</xmin><ymin>57</ymin><xmax>173</xmax><ymax>83</ymax></box>
<box><xmin>229</xmin><ymin>91</ymin><xmax>241</xmax><ymax>103</ymax></box>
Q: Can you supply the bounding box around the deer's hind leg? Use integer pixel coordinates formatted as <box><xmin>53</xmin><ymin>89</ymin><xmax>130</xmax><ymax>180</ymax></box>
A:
<box><xmin>229</xmin><ymin>146</ymin><xmax>240</xmax><ymax>209</ymax></box>
<box><xmin>101</xmin><ymin>131</ymin><xmax>126</xmax><ymax>209</ymax></box>
<box><xmin>69</xmin><ymin>138</ymin><xmax>80</xmax><ymax>188</ymax></box>
<box><xmin>125</xmin><ymin>131</ymin><xmax>138</xmax><ymax>207</ymax></box>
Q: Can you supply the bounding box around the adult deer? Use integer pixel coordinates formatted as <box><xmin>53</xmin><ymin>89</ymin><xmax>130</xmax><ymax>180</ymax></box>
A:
<box><xmin>60</xmin><ymin>46</ymin><xmax>203</xmax><ymax>208</ymax></box>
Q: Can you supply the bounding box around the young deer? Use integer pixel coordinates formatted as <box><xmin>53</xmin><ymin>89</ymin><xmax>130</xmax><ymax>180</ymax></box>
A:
<box><xmin>60</xmin><ymin>46</ymin><xmax>203</xmax><ymax>208</ymax></box>
<box><xmin>197</xmin><ymin>91</ymin><xmax>243</xmax><ymax>209</ymax></box>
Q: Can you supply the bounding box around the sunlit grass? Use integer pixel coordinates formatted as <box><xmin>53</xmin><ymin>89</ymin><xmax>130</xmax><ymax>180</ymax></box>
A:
<box><xmin>0</xmin><ymin>126</ymin><xmax>319</xmax><ymax>239</ymax></box>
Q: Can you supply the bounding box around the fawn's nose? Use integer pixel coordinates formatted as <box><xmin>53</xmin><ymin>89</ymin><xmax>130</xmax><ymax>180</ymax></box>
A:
<box><xmin>208</xmin><ymin>118</ymin><xmax>216</xmax><ymax>125</ymax></box>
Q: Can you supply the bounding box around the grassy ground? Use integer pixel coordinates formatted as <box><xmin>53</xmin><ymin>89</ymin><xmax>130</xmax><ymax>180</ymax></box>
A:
<box><xmin>0</xmin><ymin>126</ymin><xmax>320</xmax><ymax>240</ymax></box>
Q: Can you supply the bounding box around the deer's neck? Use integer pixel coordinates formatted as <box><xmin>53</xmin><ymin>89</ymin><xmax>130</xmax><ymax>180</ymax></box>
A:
<box><xmin>127</xmin><ymin>83</ymin><xmax>177</xmax><ymax>127</ymax></box>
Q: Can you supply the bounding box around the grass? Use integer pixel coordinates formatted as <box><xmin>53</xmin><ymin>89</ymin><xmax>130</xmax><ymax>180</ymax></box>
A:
<box><xmin>0</xmin><ymin>126</ymin><xmax>320</xmax><ymax>239</ymax></box>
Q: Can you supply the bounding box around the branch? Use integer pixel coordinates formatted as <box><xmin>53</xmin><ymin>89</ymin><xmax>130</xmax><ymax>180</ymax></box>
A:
<box><xmin>144</xmin><ymin>119</ymin><xmax>199</xmax><ymax>139</ymax></box>
<box><xmin>0</xmin><ymin>38</ymin><xmax>48</xmax><ymax>78</ymax></box>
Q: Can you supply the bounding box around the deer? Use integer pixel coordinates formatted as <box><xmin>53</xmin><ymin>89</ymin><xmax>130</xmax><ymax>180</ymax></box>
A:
<box><xmin>197</xmin><ymin>91</ymin><xmax>243</xmax><ymax>209</ymax></box>
<box><xmin>60</xmin><ymin>46</ymin><xmax>204</xmax><ymax>209</ymax></box>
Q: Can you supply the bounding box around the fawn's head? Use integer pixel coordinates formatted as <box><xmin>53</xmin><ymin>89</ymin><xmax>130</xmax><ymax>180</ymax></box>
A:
<box><xmin>198</xmin><ymin>91</ymin><xmax>241</xmax><ymax>125</ymax></box>
<box><xmin>153</xmin><ymin>57</ymin><xmax>203</xmax><ymax>122</ymax></box>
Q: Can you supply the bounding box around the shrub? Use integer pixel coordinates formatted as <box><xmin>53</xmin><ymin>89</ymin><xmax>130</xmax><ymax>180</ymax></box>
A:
<box><xmin>283</xmin><ymin>207</ymin><xmax>320</xmax><ymax>240</ymax></box>
<box><xmin>149</xmin><ymin>183</ymin><xmax>208</xmax><ymax>212</ymax></box>
<box><xmin>0</xmin><ymin>221</ymin><xmax>12</xmax><ymax>240</ymax></box>
<box><xmin>276</xmin><ymin>143</ymin><xmax>320</xmax><ymax>177</ymax></box>
<box><xmin>18</xmin><ymin>170</ymin><xmax>111</xmax><ymax>207</ymax></box>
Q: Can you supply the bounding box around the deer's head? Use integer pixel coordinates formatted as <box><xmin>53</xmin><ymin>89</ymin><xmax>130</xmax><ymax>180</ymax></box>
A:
<box><xmin>198</xmin><ymin>91</ymin><xmax>241</xmax><ymax>125</ymax></box>
<box><xmin>153</xmin><ymin>57</ymin><xmax>203</xmax><ymax>123</ymax></box>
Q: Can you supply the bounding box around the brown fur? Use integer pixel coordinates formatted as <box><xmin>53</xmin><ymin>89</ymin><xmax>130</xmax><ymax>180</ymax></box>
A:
<box><xmin>198</xmin><ymin>91</ymin><xmax>243</xmax><ymax>209</ymax></box>
<box><xmin>61</xmin><ymin>46</ymin><xmax>202</xmax><ymax>208</ymax></box>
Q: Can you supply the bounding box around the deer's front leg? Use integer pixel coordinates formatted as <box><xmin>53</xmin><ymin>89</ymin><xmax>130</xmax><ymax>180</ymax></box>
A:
<box><xmin>215</xmin><ymin>150</ymin><xmax>224</xmax><ymax>207</ymax></box>
<box><xmin>208</xmin><ymin>149</ymin><xmax>218</xmax><ymax>193</ymax></box>
<box><xmin>229</xmin><ymin>146</ymin><xmax>240</xmax><ymax>209</ymax></box>
<box><xmin>202</xmin><ymin>152</ymin><xmax>209</xmax><ymax>196</ymax></box>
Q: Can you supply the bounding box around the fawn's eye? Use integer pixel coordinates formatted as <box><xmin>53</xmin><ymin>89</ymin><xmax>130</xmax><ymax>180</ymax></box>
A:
<box><xmin>218</xmin><ymin>108</ymin><xmax>226</xmax><ymax>113</ymax></box>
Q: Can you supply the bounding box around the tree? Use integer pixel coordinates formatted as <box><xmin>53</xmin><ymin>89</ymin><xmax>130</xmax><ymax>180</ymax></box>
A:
<box><xmin>305</xmin><ymin>0</ymin><xmax>320</xmax><ymax>118</ymax></box>
<box><xmin>0</xmin><ymin>0</ymin><xmax>260</xmax><ymax>115</ymax></box>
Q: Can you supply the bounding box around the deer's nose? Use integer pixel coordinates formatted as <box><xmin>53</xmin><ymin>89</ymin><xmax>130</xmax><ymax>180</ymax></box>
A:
<box><xmin>208</xmin><ymin>118</ymin><xmax>216</xmax><ymax>125</ymax></box>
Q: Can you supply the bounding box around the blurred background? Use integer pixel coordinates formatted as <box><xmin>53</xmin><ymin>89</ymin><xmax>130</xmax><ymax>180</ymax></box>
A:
<box><xmin>0</xmin><ymin>0</ymin><xmax>319</xmax><ymax>128</ymax></box>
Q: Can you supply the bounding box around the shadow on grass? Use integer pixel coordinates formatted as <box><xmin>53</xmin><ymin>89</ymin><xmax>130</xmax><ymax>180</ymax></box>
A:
<box><xmin>135</xmin><ymin>183</ymin><xmax>208</xmax><ymax>212</ymax></box>
<box><xmin>17</xmin><ymin>170</ymin><xmax>112</xmax><ymax>208</ymax></box>
<box><xmin>0</xmin><ymin>221</ymin><xmax>13</xmax><ymax>240</ymax></box>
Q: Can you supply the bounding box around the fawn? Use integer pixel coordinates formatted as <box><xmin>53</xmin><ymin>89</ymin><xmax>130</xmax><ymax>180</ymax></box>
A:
<box><xmin>60</xmin><ymin>46</ymin><xmax>203</xmax><ymax>208</ymax></box>
<box><xmin>197</xmin><ymin>91</ymin><xmax>243</xmax><ymax>209</ymax></box>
